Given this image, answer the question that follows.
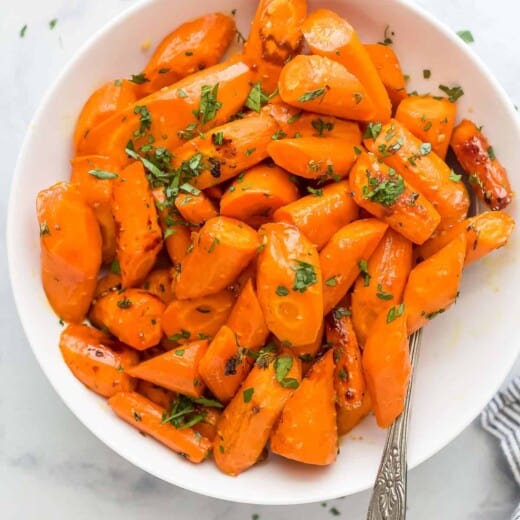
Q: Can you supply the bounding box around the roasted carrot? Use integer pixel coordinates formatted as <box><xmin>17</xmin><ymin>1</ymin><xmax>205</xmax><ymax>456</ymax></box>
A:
<box><xmin>256</xmin><ymin>222</ymin><xmax>323</xmax><ymax>346</ymax></box>
<box><xmin>219</xmin><ymin>163</ymin><xmax>300</xmax><ymax>227</ymax></box>
<box><xmin>302</xmin><ymin>9</ymin><xmax>391</xmax><ymax>122</ymax></box>
<box><xmin>325</xmin><ymin>312</ymin><xmax>365</xmax><ymax>411</ymax></box>
<box><xmin>320</xmin><ymin>219</ymin><xmax>388</xmax><ymax>315</ymax></box>
<box><xmin>450</xmin><ymin>119</ymin><xmax>513</xmax><ymax>210</ymax></box>
<box><xmin>112</xmin><ymin>161</ymin><xmax>162</xmax><ymax>288</ymax></box>
<box><xmin>162</xmin><ymin>289</ymin><xmax>235</xmax><ymax>342</ymax></box>
<box><xmin>36</xmin><ymin>182</ymin><xmax>102</xmax><ymax>323</ymax></box>
<box><xmin>337</xmin><ymin>391</ymin><xmax>372</xmax><ymax>436</ymax></box>
<box><xmin>404</xmin><ymin>233</ymin><xmax>467</xmax><ymax>334</ymax></box>
<box><xmin>416</xmin><ymin>211</ymin><xmax>515</xmax><ymax>266</ymax></box>
<box><xmin>274</xmin><ymin>180</ymin><xmax>359</xmax><ymax>249</ymax></box>
<box><xmin>278</xmin><ymin>54</ymin><xmax>376</xmax><ymax>121</ymax></box>
<box><xmin>127</xmin><ymin>340</ymin><xmax>208</xmax><ymax>397</ymax></box>
<box><xmin>214</xmin><ymin>347</ymin><xmax>302</xmax><ymax>475</ymax></box>
<box><xmin>59</xmin><ymin>324</ymin><xmax>139</xmax><ymax>397</ymax></box>
<box><xmin>270</xmin><ymin>349</ymin><xmax>337</xmax><ymax>465</ymax></box>
<box><xmin>78</xmin><ymin>57</ymin><xmax>254</xmax><ymax>163</ymax></box>
<box><xmin>73</xmin><ymin>80</ymin><xmax>138</xmax><ymax>153</ymax></box>
<box><xmin>140</xmin><ymin>268</ymin><xmax>175</xmax><ymax>304</ymax></box>
<box><xmin>192</xmin><ymin>407</ymin><xmax>221</xmax><ymax>442</ymax></box>
<box><xmin>362</xmin><ymin>306</ymin><xmax>410</xmax><ymax>428</ymax></box>
<box><xmin>364</xmin><ymin>119</ymin><xmax>470</xmax><ymax>229</ymax></box>
<box><xmin>175</xmin><ymin>217</ymin><xmax>259</xmax><ymax>299</ymax></box>
<box><xmin>349</xmin><ymin>152</ymin><xmax>440</xmax><ymax>245</ymax></box>
<box><xmin>93</xmin><ymin>271</ymin><xmax>122</xmax><ymax>299</ymax></box>
<box><xmin>137</xmin><ymin>380</ymin><xmax>175</xmax><ymax>409</ymax></box>
<box><xmin>267</xmin><ymin>137</ymin><xmax>359</xmax><ymax>179</ymax></box>
<box><xmin>139</xmin><ymin>13</ymin><xmax>236</xmax><ymax>96</ymax></box>
<box><xmin>291</xmin><ymin>321</ymin><xmax>324</xmax><ymax>374</ymax></box>
<box><xmin>89</xmin><ymin>288</ymin><xmax>165</xmax><ymax>350</ymax></box>
<box><xmin>172</xmin><ymin>109</ymin><xmax>280</xmax><ymax>190</ymax></box>
<box><xmin>395</xmin><ymin>95</ymin><xmax>457</xmax><ymax>160</ymax></box>
<box><xmin>204</xmin><ymin>185</ymin><xmax>225</xmax><ymax>200</ymax></box>
<box><xmin>174</xmin><ymin>190</ymin><xmax>218</xmax><ymax>225</ymax></box>
<box><xmin>108</xmin><ymin>392</ymin><xmax>211</xmax><ymax>463</ymax></box>
<box><xmin>351</xmin><ymin>229</ymin><xmax>413</xmax><ymax>345</ymax></box>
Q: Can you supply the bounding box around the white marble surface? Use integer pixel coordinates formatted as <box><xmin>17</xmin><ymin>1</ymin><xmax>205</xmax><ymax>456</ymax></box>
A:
<box><xmin>1</xmin><ymin>0</ymin><xmax>520</xmax><ymax>518</ymax></box>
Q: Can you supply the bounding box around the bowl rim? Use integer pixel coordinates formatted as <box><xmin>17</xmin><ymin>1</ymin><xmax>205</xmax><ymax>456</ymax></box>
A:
<box><xmin>7</xmin><ymin>0</ymin><xmax>520</xmax><ymax>505</ymax></box>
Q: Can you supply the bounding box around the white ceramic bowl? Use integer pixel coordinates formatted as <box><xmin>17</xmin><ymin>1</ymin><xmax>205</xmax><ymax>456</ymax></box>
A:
<box><xmin>7</xmin><ymin>0</ymin><xmax>520</xmax><ymax>505</ymax></box>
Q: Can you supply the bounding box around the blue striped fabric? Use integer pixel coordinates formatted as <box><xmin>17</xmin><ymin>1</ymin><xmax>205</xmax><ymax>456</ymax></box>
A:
<box><xmin>481</xmin><ymin>377</ymin><xmax>520</xmax><ymax>520</ymax></box>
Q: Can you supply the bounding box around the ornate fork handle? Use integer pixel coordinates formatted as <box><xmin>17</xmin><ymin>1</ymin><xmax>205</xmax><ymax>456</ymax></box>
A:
<box><xmin>366</xmin><ymin>330</ymin><xmax>422</xmax><ymax>520</ymax></box>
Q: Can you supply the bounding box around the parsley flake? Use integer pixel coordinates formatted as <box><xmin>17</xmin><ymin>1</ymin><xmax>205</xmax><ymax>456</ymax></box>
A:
<box><xmin>88</xmin><ymin>169</ymin><xmax>118</xmax><ymax>179</ymax></box>
<box><xmin>292</xmin><ymin>260</ymin><xmax>318</xmax><ymax>293</ymax></box>
<box><xmin>387</xmin><ymin>303</ymin><xmax>405</xmax><ymax>323</ymax></box>
<box><xmin>358</xmin><ymin>260</ymin><xmax>371</xmax><ymax>287</ymax></box>
<box><xmin>276</xmin><ymin>285</ymin><xmax>289</xmax><ymax>297</ymax></box>
<box><xmin>439</xmin><ymin>84</ymin><xmax>464</xmax><ymax>102</ymax></box>
<box><xmin>243</xmin><ymin>388</ymin><xmax>254</xmax><ymax>403</ymax></box>
<box><xmin>298</xmin><ymin>88</ymin><xmax>327</xmax><ymax>103</ymax></box>
<box><xmin>457</xmin><ymin>30</ymin><xmax>474</xmax><ymax>43</ymax></box>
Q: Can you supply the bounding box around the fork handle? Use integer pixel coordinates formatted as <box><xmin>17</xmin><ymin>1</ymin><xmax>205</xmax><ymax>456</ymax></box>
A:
<box><xmin>366</xmin><ymin>330</ymin><xmax>422</xmax><ymax>520</ymax></box>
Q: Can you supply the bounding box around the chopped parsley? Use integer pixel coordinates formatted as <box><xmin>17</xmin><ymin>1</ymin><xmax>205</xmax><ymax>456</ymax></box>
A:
<box><xmin>449</xmin><ymin>170</ymin><xmax>462</xmax><ymax>182</ymax></box>
<box><xmin>325</xmin><ymin>276</ymin><xmax>338</xmax><ymax>287</ymax></box>
<box><xmin>419</xmin><ymin>142</ymin><xmax>432</xmax><ymax>155</ymax></box>
<box><xmin>423</xmin><ymin>69</ymin><xmax>431</xmax><ymax>79</ymax></box>
<box><xmin>333</xmin><ymin>307</ymin><xmax>351</xmax><ymax>320</ymax></box>
<box><xmin>245</xmin><ymin>82</ymin><xmax>269</xmax><ymax>112</ymax></box>
<box><xmin>175</xmin><ymin>349</ymin><xmax>185</xmax><ymax>357</ymax></box>
<box><xmin>272</xmin><ymin>129</ymin><xmax>287</xmax><ymax>140</ymax></box>
<box><xmin>363</xmin><ymin>122</ymin><xmax>383</xmax><ymax>140</ymax></box>
<box><xmin>439</xmin><ymin>84</ymin><xmax>464</xmax><ymax>102</ymax></box>
<box><xmin>161</xmin><ymin>395</ymin><xmax>222</xmax><ymax>430</ymax></box>
<box><xmin>386</xmin><ymin>303</ymin><xmax>405</xmax><ymax>323</ymax></box>
<box><xmin>312</xmin><ymin>118</ymin><xmax>334</xmax><ymax>136</ymax></box>
<box><xmin>245</xmin><ymin>147</ymin><xmax>256</xmax><ymax>156</ymax></box>
<box><xmin>169</xmin><ymin>329</ymin><xmax>191</xmax><ymax>342</ymax></box>
<box><xmin>177</xmin><ymin>122</ymin><xmax>198</xmax><ymax>140</ymax></box>
<box><xmin>298</xmin><ymin>88</ymin><xmax>327</xmax><ymax>103</ymax></box>
<box><xmin>88</xmin><ymin>169</ymin><xmax>118</xmax><ymax>179</ymax></box>
<box><xmin>358</xmin><ymin>260</ymin><xmax>371</xmax><ymax>287</ymax></box>
<box><xmin>208</xmin><ymin>237</ymin><xmax>220</xmax><ymax>253</ymax></box>
<box><xmin>292</xmin><ymin>260</ymin><xmax>318</xmax><ymax>293</ymax></box>
<box><xmin>243</xmin><ymin>388</ymin><xmax>254</xmax><ymax>403</ymax></box>
<box><xmin>275</xmin><ymin>285</ymin><xmax>290</xmax><ymax>297</ymax></box>
<box><xmin>110</xmin><ymin>259</ymin><xmax>121</xmax><ymax>275</ymax></box>
<box><xmin>376</xmin><ymin>284</ymin><xmax>393</xmax><ymax>300</ymax></box>
<box><xmin>487</xmin><ymin>146</ymin><xmax>496</xmax><ymax>160</ymax></box>
<box><xmin>353</xmin><ymin>145</ymin><xmax>363</xmax><ymax>156</ymax></box>
<box><xmin>457</xmin><ymin>30</ymin><xmax>474</xmax><ymax>43</ymax></box>
<box><xmin>212</xmin><ymin>131</ymin><xmax>224</xmax><ymax>146</ymax></box>
<box><xmin>129</xmin><ymin>73</ymin><xmax>149</xmax><ymax>84</ymax></box>
<box><xmin>195</xmin><ymin>84</ymin><xmax>222</xmax><ymax>124</ymax></box>
<box><xmin>307</xmin><ymin>186</ymin><xmax>323</xmax><ymax>197</ymax></box>
<box><xmin>274</xmin><ymin>356</ymin><xmax>299</xmax><ymax>389</ymax></box>
<box><xmin>362</xmin><ymin>169</ymin><xmax>405</xmax><ymax>206</ymax></box>
<box><xmin>177</xmin><ymin>88</ymin><xmax>188</xmax><ymax>98</ymax></box>
<box><xmin>20</xmin><ymin>24</ymin><xmax>27</xmax><ymax>38</ymax></box>
<box><xmin>354</xmin><ymin>92</ymin><xmax>363</xmax><ymax>104</ymax></box>
<box><xmin>287</xmin><ymin>111</ymin><xmax>303</xmax><ymax>124</ymax></box>
<box><xmin>117</xmin><ymin>297</ymin><xmax>132</xmax><ymax>309</ymax></box>
<box><xmin>379</xmin><ymin>25</ymin><xmax>394</xmax><ymax>46</ymax></box>
<box><xmin>133</xmin><ymin>105</ymin><xmax>152</xmax><ymax>138</ymax></box>
<box><xmin>49</xmin><ymin>19</ymin><xmax>58</xmax><ymax>30</ymax></box>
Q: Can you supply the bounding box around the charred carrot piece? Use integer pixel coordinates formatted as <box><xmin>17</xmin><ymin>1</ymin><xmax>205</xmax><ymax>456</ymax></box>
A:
<box><xmin>337</xmin><ymin>391</ymin><xmax>372</xmax><ymax>436</ymax></box>
<box><xmin>140</xmin><ymin>269</ymin><xmax>175</xmax><ymax>305</ymax></box>
<box><xmin>174</xmin><ymin>191</ymin><xmax>218</xmax><ymax>225</ymax></box>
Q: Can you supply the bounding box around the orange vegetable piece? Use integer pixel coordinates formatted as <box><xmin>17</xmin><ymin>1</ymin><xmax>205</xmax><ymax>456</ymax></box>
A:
<box><xmin>302</xmin><ymin>9</ymin><xmax>391</xmax><ymax>122</ymax></box>
<box><xmin>363</xmin><ymin>306</ymin><xmax>411</xmax><ymax>428</ymax></box>
<box><xmin>141</xmin><ymin>269</ymin><xmax>175</xmax><ymax>304</ymax></box>
<box><xmin>404</xmin><ymin>233</ymin><xmax>467</xmax><ymax>334</ymax></box>
<box><xmin>108</xmin><ymin>392</ymin><xmax>211</xmax><ymax>463</ymax></box>
<box><xmin>36</xmin><ymin>182</ymin><xmax>102</xmax><ymax>323</ymax></box>
<box><xmin>450</xmin><ymin>119</ymin><xmax>513</xmax><ymax>210</ymax></box>
<box><xmin>320</xmin><ymin>219</ymin><xmax>388</xmax><ymax>315</ymax></box>
<box><xmin>279</xmin><ymin>54</ymin><xmax>376</xmax><ymax>121</ymax></box>
<box><xmin>127</xmin><ymin>340</ymin><xmax>208</xmax><ymax>398</ymax></box>
<box><xmin>270</xmin><ymin>349</ymin><xmax>338</xmax><ymax>466</ymax></box>
<box><xmin>220</xmin><ymin>163</ymin><xmax>299</xmax><ymax>228</ymax></box>
<box><xmin>351</xmin><ymin>229</ymin><xmax>413</xmax><ymax>345</ymax></box>
<box><xmin>337</xmin><ymin>391</ymin><xmax>372</xmax><ymax>436</ymax></box>
<box><xmin>112</xmin><ymin>161</ymin><xmax>162</xmax><ymax>288</ymax></box>
<box><xmin>162</xmin><ymin>290</ymin><xmax>235</xmax><ymax>342</ymax></box>
<box><xmin>73</xmin><ymin>80</ymin><xmax>138</xmax><ymax>153</ymax></box>
<box><xmin>193</xmin><ymin>407</ymin><xmax>221</xmax><ymax>442</ymax></box>
<box><xmin>204</xmin><ymin>185</ymin><xmax>225</xmax><ymax>200</ymax></box>
<box><xmin>59</xmin><ymin>324</ymin><xmax>139</xmax><ymax>397</ymax></box>
<box><xmin>139</xmin><ymin>13</ymin><xmax>236</xmax><ymax>96</ymax></box>
<box><xmin>267</xmin><ymin>137</ymin><xmax>359</xmax><ymax>179</ymax></box>
<box><xmin>137</xmin><ymin>380</ymin><xmax>174</xmax><ymax>409</ymax></box>
<box><xmin>257</xmin><ymin>222</ymin><xmax>323</xmax><ymax>346</ymax></box>
<box><xmin>175</xmin><ymin>217</ymin><xmax>259</xmax><ymax>299</ymax></box>
<box><xmin>350</xmin><ymin>153</ymin><xmax>440</xmax><ymax>245</ymax></box>
<box><xmin>291</xmin><ymin>321</ymin><xmax>324</xmax><ymax>375</ymax></box>
<box><xmin>417</xmin><ymin>211</ymin><xmax>515</xmax><ymax>266</ymax></box>
<box><xmin>214</xmin><ymin>347</ymin><xmax>302</xmax><ymax>475</ymax></box>
<box><xmin>93</xmin><ymin>271</ymin><xmax>122</xmax><ymax>299</ymax></box>
<box><xmin>90</xmin><ymin>288</ymin><xmax>165</xmax><ymax>350</ymax></box>
<box><xmin>174</xmin><ymin>191</ymin><xmax>218</xmax><ymax>225</ymax></box>
<box><xmin>274</xmin><ymin>180</ymin><xmax>359</xmax><ymax>249</ymax></box>
<box><xmin>395</xmin><ymin>95</ymin><xmax>457</xmax><ymax>160</ymax></box>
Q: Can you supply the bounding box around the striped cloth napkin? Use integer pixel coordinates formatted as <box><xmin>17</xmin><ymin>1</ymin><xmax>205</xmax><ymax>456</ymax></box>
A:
<box><xmin>481</xmin><ymin>377</ymin><xmax>520</xmax><ymax>520</ymax></box>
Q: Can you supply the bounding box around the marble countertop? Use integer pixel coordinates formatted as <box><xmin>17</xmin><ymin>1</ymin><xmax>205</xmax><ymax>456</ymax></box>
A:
<box><xmin>1</xmin><ymin>0</ymin><xmax>519</xmax><ymax>518</ymax></box>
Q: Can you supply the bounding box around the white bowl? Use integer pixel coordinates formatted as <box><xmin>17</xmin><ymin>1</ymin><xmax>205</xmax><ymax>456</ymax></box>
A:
<box><xmin>7</xmin><ymin>0</ymin><xmax>520</xmax><ymax>505</ymax></box>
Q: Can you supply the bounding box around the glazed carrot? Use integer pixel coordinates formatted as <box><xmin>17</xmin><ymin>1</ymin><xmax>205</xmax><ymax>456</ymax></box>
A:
<box><xmin>362</xmin><ymin>306</ymin><xmax>411</xmax><ymax>428</ymax></box>
<box><xmin>351</xmin><ymin>229</ymin><xmax>413</xmax><ymax>345</ymax></box>
<box><xmin>320</xmin><ymin>219</ymin><xmax>388</xmax><ymax>315</ymax></box>
<box><xmin>278</xmin><ymin>54</ymin><xmax>376</xmax><ymax>121</ymax></box>
<box><xmin>172</xmin><ymin>110</ymin><xmax>280</xmax><ymax>190</ymax></box>
<box><xmin>193</xmin><ymin>407</ymin><xmax>221</xmax><ymax>441</ymax></box>
<box><xmin>325</xmin><ymin>312</ymin><xmax>365</xmax><ymax>411</ymax></box>
<box><xmin>337</xmin><ymin>391</ymin><xmax>372</xmax><ymax>436</ymax></box>
<box><xmin>226</xmin><ymin>259</ymin><xmax>258</xmax><ymax>298</ymax></box>
<box><xmin>256</xmin><ymin>222</ymin><xmax>323</xmax><ymax>346</ymax></box>
<box><xmin>349</xmin><ymin>153</ymin><xmax>440</xmax><ymax>245</ymax></box>
<box><xmin>214</xmin><ymin>347</ymin><xmax>302</xmax><ymax>475</ymax></box>
<box><xmin>395</xmin><ymin>96</ymin><xmax>457</xmax><ymax>160</ymax></box>
<box><xmin>36</xmin><ymin>182</ymin><xmax>102</xmax><ymax>323</ymax></box>
<box><xmin>274</xmin><ymin>180</ymin><xmax>359</xmax><ymax>249</ymax></box>
<box><xmin>220</xmin><ymin>163</ymin><xmax>300</xmax><ymax>228</ymax></box>
<box><xmin>364</xmin><ymin>119</ymin><xmax>470</xmax><ymax>229</ymax></box>
<box><xmin>139</xmin><ymin>14</ymin><xmax>236</xmax><ymax>96</ymax></box>
<box><xmin>141</xmin><ymin>269</ymin><xmax>175</xmax><ymax>304</ymax></box>
<box><xmin>72</xmin><ymin>80</ymin><xmax>138</xmax><ymax>152</ymax></box>
<box><xmin>89</xmin><ymin>288</ymin><xmax>165</xmax><ymax>350</ymax></box>
<box><xmin>127</xmin><ymin>340</ymin><xmax>208</xmax><ymax>397</ymax></box>
<box><xmin>108</xmin><ymin>392</ymin><xmax>211</xmax><ymax>463</ymax></box>
<box><xmin>78</xmin><ymin>57</ymin><xmax>254</xmax><ymax>164</ymax></box>
<box><xmin>59</xmin><ymin>324</ymin><xmax>139</xmax><ymax>397</ymax></box>
<box><xmin>137</xmin><ymin>380</ymin><xmax>174</xmax><ymax>409</ymax></box>
<box><xmin>162</xmin><ymin>289</ymin><xmax>235</xmax><ymax>342</ymax></box>
<box><xmin>302</xmin><ymin>9</ymin><xmax>391</xmax><ymax>122</ymax></box>
<box><xmin>112</xmin><ymin>161</ymin><xmax>162</xmax><ymax>288</ymax></box>
<box><xmin>270</xmin><ymin>349</ymin><xmax>337</xmax><ymax>465</ymax></box>
<box><xmin>204</xmin><ymin>185</ymin><xmax>224</xmax><ymax>200</ymax></box>
<box><xmin>404</xmin><ymin>233</ymin><xmax>467</xmax><ymax>334</ymax></box>
<box><xmin>364</xmin><ymin>43</ymin><xmax>407</xmax><ymax>109</ymax></box>
<box><xmin>291</xmin><ymin>321</ymin><xmax>324</xmax><ymax>374</ymax></box>
<box><xmin>175</xmin><ymin>217</ymin><xmax>259</xmax><ymax>299</ymax></box>
<box><xmin>174</xmin><ymin>191</ymin><xmax>218</xmax><ymax>225</ymax></box>
<box><xmin>267</xmin><ymin>137</ymin><xmax>359</xmax><ymax>179</ymax></box>
<box><xmin>93</xmin><ymin>271</ymin><xmax>122</xmax><ymax>299</ymax></box>
<box><xmin>70</xmin><ymin>155</ymin><xmax>119</xmax><ymax>263</ymax></box>
<box><xmin>450</xmin><ymin>119</ymin><xmax>513</xmax><ymax>210</ymax></box>
<box><xmin>416</xmin><ymin>211</ymin><xmax>515</xmax><ymax>266</ymax></box>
